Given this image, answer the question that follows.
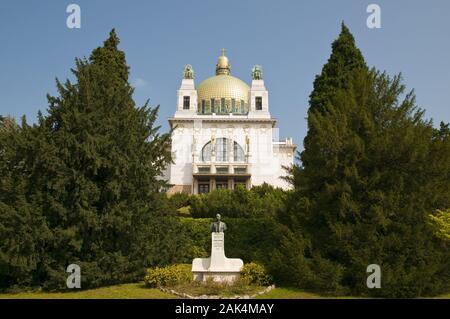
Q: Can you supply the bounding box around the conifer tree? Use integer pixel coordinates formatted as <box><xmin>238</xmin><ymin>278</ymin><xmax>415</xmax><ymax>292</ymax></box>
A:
<box><xmin>0</xmin><ymin>116</ymin><xmax>51</xmax><ymax>288</ymax></box>
<box><xmin>285</xmin><ymin>24</ymin><xmax>450</xmax><ymax>297</ymax></box>
<box><xmin>0</xmin><ymin>30</ymin><xmax>186</xmax><ymax>289</ymax></box>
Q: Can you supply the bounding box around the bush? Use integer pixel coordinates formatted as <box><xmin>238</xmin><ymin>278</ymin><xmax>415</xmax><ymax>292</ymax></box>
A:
<box><xmin>241</xmin><ymin>262</ymin><xmax>272</xmax><ymax>286</ymax></box>
<box><xmin>144</xmin><ymin>264</ymin><xmax>192</xmax><ymax>288</ymax></box>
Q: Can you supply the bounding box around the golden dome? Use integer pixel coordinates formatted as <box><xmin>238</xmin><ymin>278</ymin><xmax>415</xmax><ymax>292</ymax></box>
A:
<box><xmin>197</xmin><ymin>49</ymin><xmax>249</xmax><ymax>103</ymax></box>
<box><xmin>197</xmin><ymin>74</ymin><xmax>249</xmax><ymax>102</ymax></box>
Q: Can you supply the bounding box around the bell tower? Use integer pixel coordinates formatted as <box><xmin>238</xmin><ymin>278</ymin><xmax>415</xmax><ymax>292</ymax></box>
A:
<box><xmin>175</xmin><ymin>64</ymin><xmax>197</xmax><ymax>118</ymax></box>
<box><xmin>248</xmin><ymin>65</ymin><xmax>270</xmax><ymax>119</ymax></box>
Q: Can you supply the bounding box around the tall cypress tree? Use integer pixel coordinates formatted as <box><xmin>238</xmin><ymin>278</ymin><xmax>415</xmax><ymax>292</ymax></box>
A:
<box><xmin>0</xmin><ymin>30</ymin><xmax>185</xmax><ymax>289</ymax></box>
<box><xmin>299</xmin><ymin>23</ymin><xmax>368</xmax><ymax>190</ymax></box>
<box><xmin>285</xmin><ymin>24</ymin><xmax>450</xmax><ymax>297</ymax></box>
<box><xmin>308</xmin><ymin>22</ymin><xmax>367</xmax><ymax>114</ymax></box>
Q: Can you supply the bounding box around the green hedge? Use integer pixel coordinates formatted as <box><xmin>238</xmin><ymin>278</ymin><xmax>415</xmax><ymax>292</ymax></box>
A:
<box><xmin>180</xmin><ymin>217</ymin><xmax>288</xmax><ymax>263</ymax></box>
<box><xmin>189</xmin><ymin>185</ymin><xmax>287</xmax><ymax>218</ymax></box>
<box><xmin>168</xmin><ymin>192</ymin><xmax>192</xmax><ymax>210</ymax></box>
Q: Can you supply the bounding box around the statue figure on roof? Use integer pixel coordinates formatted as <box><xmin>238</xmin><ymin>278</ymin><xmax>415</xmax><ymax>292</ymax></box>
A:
<box><xmin>183</xmin><ymin>64</ymin><xmax>194</xmax><ymax>79</ymax></box>
<box><xmin>251</xmin><ymin>65</ymin><xmax>263</xmax><ymax>80</ymax></box>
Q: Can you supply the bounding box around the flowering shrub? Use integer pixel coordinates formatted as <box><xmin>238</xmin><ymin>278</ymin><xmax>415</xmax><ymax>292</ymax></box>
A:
<box><xmin>241</xmin><ymin>262</ymin><xmax>272</xmax><ymax>286</ymax></box>
<box><xmin>144</xmin><ymin>264</ymin><xmax>192</xmax><ymax>288</ymax></box>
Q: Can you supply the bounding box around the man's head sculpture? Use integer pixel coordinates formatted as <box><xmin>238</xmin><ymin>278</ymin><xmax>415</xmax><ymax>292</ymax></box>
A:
<box><xmin>211</xmin><ymin>213</ymin><xmax>227</xmax><ymax>233</ymax></box>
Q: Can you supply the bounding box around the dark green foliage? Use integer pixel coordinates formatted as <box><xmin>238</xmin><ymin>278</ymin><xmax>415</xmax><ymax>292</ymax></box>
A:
<box><xmin>189</xmin><ymin>184</ymin><xmax>286</xmax><ymax>218</ymax></box>
<box><xmin>285</xmin><ymin>24</ymin><xmax>450</xmax><ymax>297</ymax></box>
<box><xmin>0</xmin><ymin>30</ymin><xmax>182</xmax><ymax>290</ymax></box>
<box><xmin>308</xmin><ymin>22</ymin><xmax>367</xmax><ymax>117</ymax></box>
<box><xmin>168</xmin><ymin>192</ymin><xmax>192</xmax><ymax>210</ymax></box>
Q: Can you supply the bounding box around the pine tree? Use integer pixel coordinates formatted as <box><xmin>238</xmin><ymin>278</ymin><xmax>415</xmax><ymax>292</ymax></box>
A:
<box><xmin>284</xmin><ymin>24</ymin><xmax>450</xmax><ymax>297</ymax></box>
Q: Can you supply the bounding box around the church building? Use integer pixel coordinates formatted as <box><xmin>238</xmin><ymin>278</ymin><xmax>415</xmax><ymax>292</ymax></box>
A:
<box><xmin>166</xmin><ymin>50</ymin><xmax>296</xmax><ymax>194</ymax></box>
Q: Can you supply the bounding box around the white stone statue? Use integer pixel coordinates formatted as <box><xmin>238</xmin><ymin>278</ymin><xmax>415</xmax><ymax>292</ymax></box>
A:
<box><xmin>192</xmin><ymin>214</ymin><xmax>243</xmax><ymax>283</ymax></box>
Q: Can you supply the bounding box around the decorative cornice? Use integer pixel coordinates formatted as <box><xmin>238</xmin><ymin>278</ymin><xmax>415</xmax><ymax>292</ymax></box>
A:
<box><xmin>168</xmin><ymin>117</ymin><xmax>277</xmax><ymax>128</ymax></box>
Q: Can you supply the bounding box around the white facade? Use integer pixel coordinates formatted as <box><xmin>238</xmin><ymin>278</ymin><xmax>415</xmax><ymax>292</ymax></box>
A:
<box><xmin>166</xmin><ymin>52</ymin><xmax>296</xmax><ymax>194</ymax></box>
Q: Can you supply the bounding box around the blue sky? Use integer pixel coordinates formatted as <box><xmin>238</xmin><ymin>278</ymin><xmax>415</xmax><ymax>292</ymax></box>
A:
<box><xmin>0</xmin><ymin>0</ymin><xmax>449</xmax><ymax>150</ymax></box>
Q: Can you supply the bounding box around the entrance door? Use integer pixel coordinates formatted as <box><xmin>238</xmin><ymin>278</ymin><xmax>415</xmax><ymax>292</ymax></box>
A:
<box><xmin>216</xmin><ymin>182</ymin><xmax>228</xmax><ymax>189</ymax></box>
<box><xmin>198</xmin><ymin>183</ymin><xmax>210</xmax><ymax>194</ymax></box>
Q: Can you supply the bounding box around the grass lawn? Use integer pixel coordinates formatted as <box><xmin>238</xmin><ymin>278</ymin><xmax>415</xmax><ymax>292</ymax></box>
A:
<box><xmin>0</xmin><ymin>283</ymin><xmax>449</xmax><ymax>299</ymax></box>
<box><xmin>255</xmin><ymin>287</ymin><xmax>323</xmax><ymax>299</ymax></box>
<box><xmin>257</xmin><ymin>288</ymin><xmax>450</xmax><ymax>299</ymax></box>
<box><xmin>169</xmin><ymin>282</ymin><xmax>263</xmax><ymax>297</ymax></box>
<box><xmin>0</xmin><ymin>282</ymin><xmax>176</xmax><ymax>299</ymax></box>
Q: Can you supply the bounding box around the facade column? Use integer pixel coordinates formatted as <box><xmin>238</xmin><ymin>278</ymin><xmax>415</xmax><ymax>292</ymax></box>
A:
<box><xmin>193</xmin><ymin>177</ymin><xmax>198</xmax><ymax>194</ymax></box>
<box><xmin>228</xmin><ymin>177</ymin><xmax>234</xmax><ymax>190</ymax></box>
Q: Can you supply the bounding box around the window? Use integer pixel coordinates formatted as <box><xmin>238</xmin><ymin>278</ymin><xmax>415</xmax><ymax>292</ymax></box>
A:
<box><xmin>211</xmin><ymin>98</ymin><xmax>215</xmax><ymax>113</ymax></box>
<box><xmin>216</xmin><ymin>182</ymin><xmax>228</xmax><ymax>189</ymax></box>
<box><xmin>234</xmin><ymin>167</ymin><xmax>247</xmax><ymax>174</ymax></box>
<box><xmin>234</xmin><ymin>142</ymin><xmax>245</xmax><ymax>162</ymax></box>
<box><xmin>183</xmin><ymin>96</ymin><xmax>190</xmax><ymax>109</ymax></box>
<box><xmin>198</xmin><ymin>184</ymin><xmax>210</xmax><ymax>194</ymax></box>
<box><xmin>201</xmin><ymin>100</ymin><xmax>205</xmax><ymax>114</ymax></box>
<box><xmin>201</xmin><ymin>138</ymin><xmax>245</xmax><ymax>162</ymax></box>
<box><xmin>255</xmin><ymin>96</ymin><xmax>262</xmax><ymax>110</ymax></box>
<box><xmin>240</xmin><ymin>100</ymin><xmax>245</xmax><ymax>113</ymax></box>
<box><xmin>201</xmin><ymin>142</ymin><xmax>211</xmax><ymax>161</ymax></box>
<box><xmin>216</xmin><ymin>138</ymin><xmax>228</xmax><ymax>161</ymax></box>
<box><xmin>221</xmin><ymin>98</ymin><xmax>226</xmax><ymax>113</ymax></box>
<box><xmin>216</xmin><ymin>166</ymin><xmax>229</xmax><ymax>174</ymax></box>
<box><xmin>198</xmin><ymin>166</ymin><xmax>210</xmax><ymax>173</ymax></box>
<box><xmin>231</xmin><ymin>99</ymin><xmax>236</xmax><ymax>113</ymax></box>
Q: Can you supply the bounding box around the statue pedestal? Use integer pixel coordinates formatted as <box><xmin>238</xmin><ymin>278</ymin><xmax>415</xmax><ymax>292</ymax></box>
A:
<box><xmin>192</xmin><ymin>232</ymin><xmax>243</xmax><ymax>283</ymax></box>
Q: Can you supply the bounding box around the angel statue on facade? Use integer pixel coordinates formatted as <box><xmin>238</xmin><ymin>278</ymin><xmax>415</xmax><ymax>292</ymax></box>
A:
<box><xmin>183</xmin><ymin>64</ymin><xmax>194</xmax><ymax>79</ymax></box>
<box><xmin>251</xmin><ymin>65</ymin><xmax>263</xmax><ymax>80</ymax></box>
<box><xmin>245</xmin><ymin>135</ymin><xmax>250</xmax><ymax>153</ymax></box>
<box><xmin>211</xmin><ymin>135</ymin><xmax>216</xmax><ymax>155</ymax></box>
